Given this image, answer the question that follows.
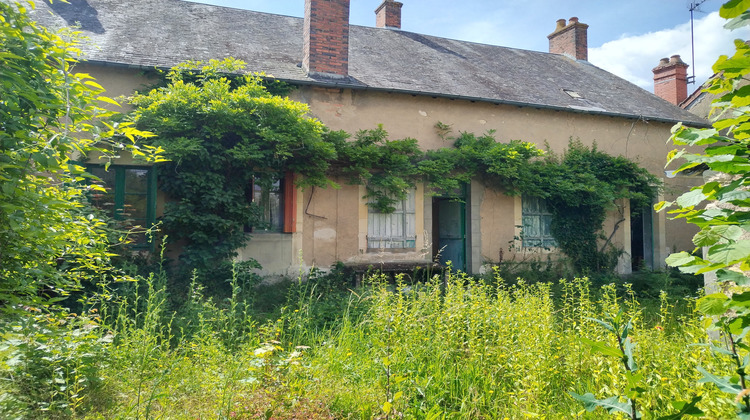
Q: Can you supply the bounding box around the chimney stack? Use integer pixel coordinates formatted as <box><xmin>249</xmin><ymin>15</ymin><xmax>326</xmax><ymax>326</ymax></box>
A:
<box><xmin>548</xmin><ymin>17</ymin><xmax>588</xmax><ymax>61</ymax></box>
<box><xmin>303</xmin><ymin>0</ymin><xmax>350</xmax><ymax>78</ymax></box>
<box><xmin>375</xmin><ymin>0</ymin><xmax>403</xmax><ymax>29</ymax></box>
<box><xmin>652</xmin><ymin>55</ymin><xmax>689</xmax><ymax>105</ymax></box>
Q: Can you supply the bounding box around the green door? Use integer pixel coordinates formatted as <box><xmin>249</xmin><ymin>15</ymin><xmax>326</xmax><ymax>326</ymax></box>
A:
<box><xmin>436</xmin><ymin>199</ymin><xmax>466</xmax><ymax>271</ymax></box>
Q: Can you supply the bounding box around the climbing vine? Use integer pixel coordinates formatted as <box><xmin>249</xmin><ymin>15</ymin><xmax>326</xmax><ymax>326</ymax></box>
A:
<box><xmin>130</xmin><ymin>59</ymin><xmax>337</xmax><ymax>272</ymax></box>
<box><xmin>131</xmin><ymin>60</ymin><xmax>659</xmax><ymax>276</ymax></box>
<box><xmin>331</xmin><ymin>127</ymin><xmax>658</xmax><ymax>273</ymax></box>
<box><xmin>524</xmin><ymin>141</ymin><xmax>659</xmax><ymax>272</ymax></box>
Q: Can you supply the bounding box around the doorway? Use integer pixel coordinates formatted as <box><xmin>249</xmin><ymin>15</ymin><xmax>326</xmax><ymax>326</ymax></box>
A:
<box><xmin>630</xmin><ymin>203</ymin><xmax>654</xmax><ymax>271</ymax></box>
<box><xmin>433</xmin><ymin>198</ymin><xmax>466</xmax><ymax>272</ymax></box>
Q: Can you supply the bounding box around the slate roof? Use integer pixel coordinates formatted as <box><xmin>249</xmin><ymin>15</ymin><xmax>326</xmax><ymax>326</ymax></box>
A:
<box><xmin>26</xmin><ymin>0</ymin><xmax>708</xmax><ymax>126</ymax></box>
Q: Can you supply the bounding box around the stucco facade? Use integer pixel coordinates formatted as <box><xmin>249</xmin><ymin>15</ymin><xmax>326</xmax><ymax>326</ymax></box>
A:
<box><xmin>234</xmin><ymin>83</ymin><xmax>699</xmax><ymax>275</ymax></box>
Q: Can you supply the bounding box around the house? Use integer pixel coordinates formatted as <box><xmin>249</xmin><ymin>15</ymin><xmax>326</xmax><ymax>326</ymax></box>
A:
<box><xmin>27</xmin><ymin>0</ymin><xmax>709</xmax><ymax>276</ymax></box>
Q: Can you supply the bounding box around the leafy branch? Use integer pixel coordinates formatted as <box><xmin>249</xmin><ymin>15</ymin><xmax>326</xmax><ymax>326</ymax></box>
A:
<box><xmin>572</xmin><ymin>310</ymin><xmax>703</xmax><ymax>420</ymax></box>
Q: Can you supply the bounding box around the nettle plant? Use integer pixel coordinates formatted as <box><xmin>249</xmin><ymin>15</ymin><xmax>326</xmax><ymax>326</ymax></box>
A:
<box><xmin>571</xmin><ymin>310</ymin><xmax>704</xmax><ymax>420</ymax></box>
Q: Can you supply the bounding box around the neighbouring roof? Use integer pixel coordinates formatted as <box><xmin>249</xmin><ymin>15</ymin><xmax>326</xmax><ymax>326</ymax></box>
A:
<box><xmin>26</xmin><ymin>0</ymin><xmax>708</xmax><ymax>126</ymax></box>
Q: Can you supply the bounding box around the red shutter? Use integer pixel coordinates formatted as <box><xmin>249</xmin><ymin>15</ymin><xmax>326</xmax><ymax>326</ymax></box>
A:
<box><xmin>283</xmin><ymin>172</ymin><xmax>297</xmax><ymax>233</ymax></box>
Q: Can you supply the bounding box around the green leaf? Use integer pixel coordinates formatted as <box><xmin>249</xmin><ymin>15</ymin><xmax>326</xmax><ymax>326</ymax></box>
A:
<box><xmin>569</xmin><ymin>392</ymin><xmax>633</xmax><ymax>416</ymax></box>
<box><xmin>654</xmin><ymin>201</ymin><xmax>670</xmax><ymax>211</ymax></box>
<box><xmin>706</xmin><ymin>240</ymin><xmax>750</xmax><ymax>266</ymax></box>
<box><xmin>580</xmin><ymin>337</ymin><xmax>623</xmax><ymax>358</ymax></box>
<box><xmin>96</xmin><ymin>95</ymin><xmax>121</xmax><ymax>107</ymax></box>
<box><xmin>702</xmin><ymin>181</ymin><xmax>721</xmax><ymax>194</ymax></box>
<box><xmin>623</xmin><ymin>337</ymin><xmax>638</xmax><ymax>371</ymax></box>
<box><xmin>720</xmin><ymin>0</ymin><xmax>750</xmax><ymax>19</ymax></box>
<box><xmin>676</xmin><ymin>189</ymin><xmax>707</xmax><ymax>208</ymax></box>
<box><xmin>731</xmin><ymin>85</ymin><xmax>750</xmax><ymax>107</ymax></box>
<box><xmin>625</xmin><ymin>371</ymin><xmax>644</xmax><ymax>391</ymax></box>
<box><xmin>717</xmin><ymin>269</ymin><xmax>750</xmax><ymax>285</ymax></box>
<box><xmin>715</xmin><ymin>55</ymin><xmax>750</xmax><ymax>77</ymax></box>
<box><xmin>696</xmin><ymin>293</ymin><xmax>729</xmax><ymax>316</ymax></box>
<box><xmin>382</xmin><ymin>401</ymin><xmax>392</xmax><ymax>414</ymax></box>
<box><xmin>694</xmin><ymin>225</ymin><xmax>745</xmax><ymax>247</ymax></box>
<box><xmin>728</xmin><ymin>317</ymin><xmax>750</xmax><ymax>335</ymax></box>
<box><xmin>585</xmin><ymin>317</ymin><xmax>616</xmax><ymax>333</ymax></box>
<box><xmin>704</xmin><ymin>343</ymin><xmax>736</xmax><ymax>356</ymax></box>
<box><xmin>665</xmin><ymin>252</ymin><xmax>698</xmax><ymax>267</ymax></box>
<box><xmin>697</xmin><ymin>366</ymin><xmax>743</xmax><ymax>395</ymax></box>
<box><xmin>725</xmin><ymin>11</ymin><xmax>750</xmax><ymax>30</ymax></box>
<box><xmin>656</xmin><ymin>396</ymin><xmax>704</xmax><ymax>419</ymax></box>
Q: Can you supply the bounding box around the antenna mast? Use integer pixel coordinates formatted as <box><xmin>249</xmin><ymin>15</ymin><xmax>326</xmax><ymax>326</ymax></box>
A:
<box><xmin>688</xmin><ymin>0</ymin><xmax>708</xmax><ymax>84</ymax></box>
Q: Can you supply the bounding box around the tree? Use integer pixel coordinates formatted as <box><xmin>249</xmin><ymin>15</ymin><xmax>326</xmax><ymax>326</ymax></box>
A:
<box><xmin>0</xmin><ymin>1</ymin><xmax>161</xmax><ymax>313</ymax></box>
<box><xmin>660</xmin><ymin>11</ymin><xmax>750</xmax><ymax>282</ymax></box>
<box><xmin>658</xmin><ymin>1</ymin><xmax>750</xmax><ymax>416</ymax></box>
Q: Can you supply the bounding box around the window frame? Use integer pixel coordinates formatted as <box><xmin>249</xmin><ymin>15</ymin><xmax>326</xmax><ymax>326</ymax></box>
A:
<box><xmin>247</xmin><ymin>171</ymin><xmax>297</xmax><ymax>234</ymax></box>
<box><xmin>521</xmin><ymin>195</ymin><xmax>557</xmax><ymax>249</ymax></box>
<box><xmin>366</xmin><ymin>188</ymin><xmax>417</xmax><ymax>250</ymax></box>
<box><xmin>86</xmin><ymin>164</ymin><xmax>157</xmax><ymax>250</ymax></box>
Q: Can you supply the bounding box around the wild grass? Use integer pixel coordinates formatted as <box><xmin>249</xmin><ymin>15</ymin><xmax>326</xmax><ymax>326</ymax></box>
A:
<box><xmin>1</xmin><ymin>267</ymin><xmax>740</xmax><ymax>419</ymax></box>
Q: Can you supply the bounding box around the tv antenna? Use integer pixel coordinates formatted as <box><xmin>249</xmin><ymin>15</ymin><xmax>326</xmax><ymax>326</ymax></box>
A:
<box><xmin>688</xmin><ymin>0</ymin><xmax>709</xmax><ymax>84</ymax></box>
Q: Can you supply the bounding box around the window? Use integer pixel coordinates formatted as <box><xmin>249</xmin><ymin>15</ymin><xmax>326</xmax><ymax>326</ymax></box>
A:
<box><xmin>252</xmin><ymin>179</ymin><xmax>283</xmax><ymax>232</ymax></box>
<box><xmin>88</xmin><ymin>165</ymin><xmax>157</xmax><ymax>249</ymax></box>
<box><xmin>522</xmin><ymin>195</ymin><xmax>556</xmax><ymax>248</ymax></box>
<box><xmin>367</xmin><ymin>188</ymin><xmax>416</xmax><ymax>249</ymax></box>
<box><xmin>248</xmin><ymin>172</ymin><xmax>297</xmax><ymax>233</ymax></box>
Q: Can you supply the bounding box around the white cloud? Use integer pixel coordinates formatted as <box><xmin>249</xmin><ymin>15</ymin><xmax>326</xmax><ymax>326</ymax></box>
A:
<box><xmin>589</xmin><ymin>12</ymin><xmax>744</xmax><ymax>92</ymax></box>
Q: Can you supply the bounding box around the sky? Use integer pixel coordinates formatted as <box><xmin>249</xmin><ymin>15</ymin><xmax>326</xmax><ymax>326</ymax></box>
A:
<box><xmin>184</xmin><ymin>0</ymin><xmax>749</xmax><ymax>93</ymax></box>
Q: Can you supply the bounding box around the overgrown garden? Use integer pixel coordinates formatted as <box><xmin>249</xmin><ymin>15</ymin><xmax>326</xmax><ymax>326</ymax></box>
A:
<box><xmin>2</xmin><ymin>0</ymin><xmax>750</xmax><ymax>418</ymax></box>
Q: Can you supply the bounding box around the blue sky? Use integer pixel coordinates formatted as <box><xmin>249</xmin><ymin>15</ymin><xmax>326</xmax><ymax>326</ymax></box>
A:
<box><xmin>185</xmin><ymin>0</ymin><xmax>747</xmax><ymax>92</ymax></box>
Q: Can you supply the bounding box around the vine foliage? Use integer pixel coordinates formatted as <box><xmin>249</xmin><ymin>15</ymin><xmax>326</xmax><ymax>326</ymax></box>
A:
<box><xmin>130</xmin><ymin>59</ymin><xmax>337</xmax><ymax>272</ymax></box>
<box><xmin>527</xmin><ymin>141</ymin><xmax>659</xmax><ymax>273</ymax></box>
<box><xmin>132</xmin><ymin>61</ymin><xmax>659</xmax><ymax>276</ymax></box>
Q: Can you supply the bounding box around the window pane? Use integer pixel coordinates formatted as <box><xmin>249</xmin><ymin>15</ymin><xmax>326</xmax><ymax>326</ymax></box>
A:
<box><xmin>367</xmin><ymin>188</ymin><xmax>416</xmax><ymax>249</ymax></box>
<box><xmin>86</xmin><ymin>165</ymin><xmax>155</xmax><ymax>249</ymax></box>
<box><xmin>89</xmin><ymin>167</ymin><xmax>116</xmax><ymax>213</ymax></box>
<box><xmin>124</xmin><ymin>168</ymin><xmax>149</xmax><ymax>194</ymax></box>
<box><xmin>522</xmin><ymin>195</ymin><xmax>556</xmax><ymax>248</ymax></box>
<box><xmin>123</xmin><ymin>194</ymin><xmax>148</xmax><ymax>222</ymax></box>
<box><xmin>253</xmin><ymin>179</ymin><xmax>283</xmax><ymax>232</ymax></box>
<box><xmin>542</xmin><ymin>214</ymin><xmax>553</xmax><ymax>236</ymax></box>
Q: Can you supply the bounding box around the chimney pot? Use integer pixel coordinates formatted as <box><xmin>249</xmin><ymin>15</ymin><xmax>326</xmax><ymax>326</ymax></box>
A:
<box><xmin>652</xmin><ymin>55</ymin><xmax>689</xmax><ymax>105</ymax></box>
<box><xmin>548</xmin><ymin>17</ymin><xmax>589</xmax><ymax>61</ymax></box>
<box><xmin>375</xmin><ymin>0</ymin><xmax>403</xmax><ymax>29</ymax></box>
<box><xmin>669</xmin><ymin>54</ymin><xmax>684</xmax><ymax>64</ymax></box>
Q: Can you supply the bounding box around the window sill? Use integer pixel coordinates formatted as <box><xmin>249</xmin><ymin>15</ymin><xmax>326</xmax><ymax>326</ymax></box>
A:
<box><xmin>366</xmin><ymin>247</ymin><xmax>417</xmax><ymax>254</ymax></box>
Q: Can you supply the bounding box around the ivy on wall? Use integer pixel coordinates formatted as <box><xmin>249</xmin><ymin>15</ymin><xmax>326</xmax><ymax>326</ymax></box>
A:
<box><xmin>130</xmin><ymin>59</ymin><xmax>337</xmax><ymax>272</ymax></box>
<box><xmin>523</xmin><ymin>141</ymin><xmax>659</xmax><ymax>272</ymax></box>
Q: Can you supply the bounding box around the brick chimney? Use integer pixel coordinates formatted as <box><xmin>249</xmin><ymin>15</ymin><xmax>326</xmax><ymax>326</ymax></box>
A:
<box><xmin>375</xmin><ymin>0</ymin><xmax>403</xmax><ymax>29</ymax></box>
<box><xmin>652</xmin><ymin>55</ymin><xmax>689</xmax><ymax>105</ymax></box>
<box><xmin>548</xmin><ymin>17</ymin><xmax>588</xmax><ymax>61</ymax></box>
<box><xmin>303</xmin><ymin>0</ymin><xmax>350</xmax><ymax>78</ymax></box>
